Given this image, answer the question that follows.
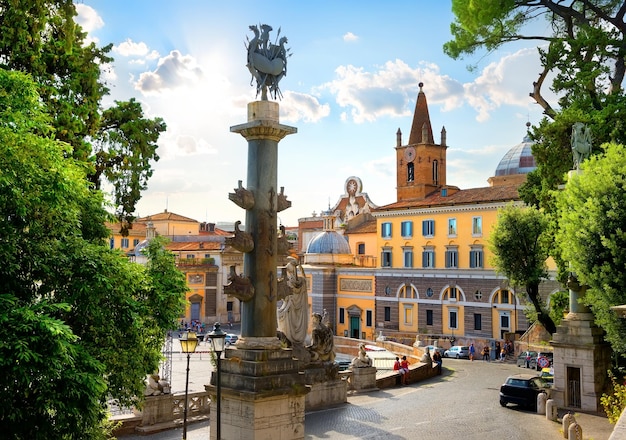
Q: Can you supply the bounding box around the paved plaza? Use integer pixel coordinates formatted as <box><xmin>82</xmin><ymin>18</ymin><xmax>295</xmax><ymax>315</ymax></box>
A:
<box><xmin>119</xmin><ymin>347</ymin><xmax>614</xmax><ymax>440</ymax></box>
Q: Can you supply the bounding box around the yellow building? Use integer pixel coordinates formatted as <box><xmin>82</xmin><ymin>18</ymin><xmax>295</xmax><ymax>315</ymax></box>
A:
<box><xmin>106</xmin><ymin>210</ymin><xmax>243</xmax><ymax>326</ymax></box>
<box><xmin>300</xmin><ymin>83</ymin><xmax>560</xmax><ymax>347</ymax></box>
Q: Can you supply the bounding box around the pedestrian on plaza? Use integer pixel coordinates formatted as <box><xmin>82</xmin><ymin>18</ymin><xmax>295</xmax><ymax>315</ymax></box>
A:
<box><xmin>500</xmin><ymin>347</ymin><xmax>506</xmax><ymax>362</ymax></box>
<box><xmin>432</xmin><ymin>350</ymin><xmax>442</xmax><ymax>374</ymax></box>
<box><xmin>495</xmin><ymin>341</ymin><xmax>501</xmax><ymax>359</ymax></box>
<box><xmin>400</xmin><ymin>356</ymin><xmax>410</xmax><ymax>385</ymax></box>
<box><xmin>469</xmin><ymin>343</ymin><xmax>475</xmax><ymax>361</ymax></box>
<box><xmin>482</xmin><ymin>345</ymin><xmax>490</xmax><ymax>361</ymax></box>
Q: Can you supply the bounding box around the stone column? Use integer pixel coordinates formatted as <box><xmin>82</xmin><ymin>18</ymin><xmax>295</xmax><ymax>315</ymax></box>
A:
<box><xmin>206</xmin><ymin>101</ymin><xmax>308</xmax><ymax>440</ymax></box>
<box><xmin>230</xmin><ymin>100</ymin><xmax>297</xmax><ymax>347</ymax></box>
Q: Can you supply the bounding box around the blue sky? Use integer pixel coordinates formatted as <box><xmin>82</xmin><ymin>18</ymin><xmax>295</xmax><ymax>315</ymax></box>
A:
<box><xmin>77</xmin><ymin>1</ymin><xmax>555</xmax><ymax>226</ymax></box>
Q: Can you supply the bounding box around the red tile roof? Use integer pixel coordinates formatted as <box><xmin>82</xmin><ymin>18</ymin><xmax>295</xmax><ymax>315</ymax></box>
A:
<box><xmin>375</xmin><ymin>185</ymin><xmax>520</xmax><ymax>211</ymax></box>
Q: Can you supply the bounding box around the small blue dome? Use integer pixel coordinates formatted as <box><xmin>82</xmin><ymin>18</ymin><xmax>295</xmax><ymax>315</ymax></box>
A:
<box><xmin>495</xmin><ymin>135</ymin><xmax>537</xmax><ymax>176</ymax></box>
<box><xmin>306</xmin><ymin>231</ymin><xmax>351</xmax><ymax>254</ymax></box>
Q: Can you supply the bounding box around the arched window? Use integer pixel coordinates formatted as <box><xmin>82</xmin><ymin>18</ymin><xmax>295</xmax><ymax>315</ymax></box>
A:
<box><xmin>407</xmin><ymin>162</ymin><xmax>414</xmax><ymax>182</ymax></box>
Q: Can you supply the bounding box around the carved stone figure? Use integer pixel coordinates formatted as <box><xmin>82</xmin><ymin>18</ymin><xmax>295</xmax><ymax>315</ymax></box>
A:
<box><xmin>571</xmin><ymin>122</ymin><xmax>592</xmax><ymax>169</ymax></box>
<box><xmin>229</xmin><ymin>180</ymin><xmax>255</xmax><ymax>210</ymax></box>
<box><xmin>276</xmin><ymin>225</ymin><xmax>290</xmax><ymax>256</ymax></box>
<box><xmin>276</xmin><ymin>186</ymin><xmax>291</xmax><ymax>212</ymax></box>
<box><xmin>351</xmin><ymin>343</ymin><xmax>372</xmax><ymax>368</ymax></box>
<box><xmin>223</xmin><ymin>265</ymin><xmax>255</xmax><ymax>302</ymax></box>
<box><xmin>225</xmin><ymin>221</ymin><xmax>254</xmax><ymax>253</ymax></box>
<box><xmin>144</xmin><ymin>373</ymin><xmax>164</xmax><ymax>396</ymax></box>
<box><xmin>246</xmin><ymin>24</ymin><xmax>291</xmax><ymax>100</ymax></box>
<box><xmin>277</xmin><ymin>257</ymin><xmax>308</xmax><ymax>346</ymax></box>
<box><xmin>307</xmin><ymin>312</ymin><xmax>335</xmax><ymax>363</ymax></box>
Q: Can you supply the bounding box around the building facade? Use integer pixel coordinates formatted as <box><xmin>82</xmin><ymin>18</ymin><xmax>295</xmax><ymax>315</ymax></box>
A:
<box><xmin>301</xmin><ymin>83</ymin><xmax>560</xmax><ymax>346</ymax></box>
<box><xmin>107</xmin><ymin>210</ymin><xmax>243</xmax><ymax>325</ymax></box>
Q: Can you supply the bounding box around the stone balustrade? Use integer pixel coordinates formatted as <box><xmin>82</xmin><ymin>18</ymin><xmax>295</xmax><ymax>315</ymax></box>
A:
<box><xmin>111</xmin><ymin>391</ymin><xmax>210</xmax><ymax>437</ymax></box>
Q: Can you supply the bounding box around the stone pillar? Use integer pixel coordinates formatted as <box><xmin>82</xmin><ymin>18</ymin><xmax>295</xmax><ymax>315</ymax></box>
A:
<box><xmin>207</xmin><ymin>101</ymin><xmax>308</xmax><ymax>440</ymax></box>
<box><xmin>551</xmin><ymin>277</ymin><xmax>611</xmax><ymax>412</ymax></box>
<box><xmin>230</xmin><ymin>101</ymin><xmax>297</xmax><ymax>344</ymax></box>
<box><xmin>350</xmin><ymin>366</ymin><xmax>377</xmax><ymax>392</ymax></box>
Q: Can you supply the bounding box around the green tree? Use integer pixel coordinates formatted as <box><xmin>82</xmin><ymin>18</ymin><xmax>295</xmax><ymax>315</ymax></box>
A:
<box><xmin>489</xmin><ymin>204</ymin><xmax>556</xmax><ymax>334</ymax></box>
<box><xmin>0</xmin><ymin>69</ymin><xmax>185</xmax><ymax>438</ymax></box>
<box><xmin>556</xmin><ymin>143</ymin><xmax>626</xmax><ymax>354</ymax></box>
<box><xmin>0</xmin><ymin>1</ymin><xmax>165</xmax><ymax>231</ymax></box>
<box><xmin>446</xmin><ymin>1</ymin><xmax>626</xmax><ymax>284</ymax></box>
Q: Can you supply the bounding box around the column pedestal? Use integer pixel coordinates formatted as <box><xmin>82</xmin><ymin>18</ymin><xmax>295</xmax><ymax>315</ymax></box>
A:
<box><xmin>205</xmin><ymin>347</ymin><xmax>309</xmax><ymax>440</ymax></box>
<box><xmin>551</xmin><ymin>312</ymin><xmax>611</xmax><ymax>412</ymax></box>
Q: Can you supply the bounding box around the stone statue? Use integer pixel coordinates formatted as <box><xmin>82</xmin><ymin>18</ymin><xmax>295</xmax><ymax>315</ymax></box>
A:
<box><xmin>571</xmin><ymin>122</ymin><xmax>592</xmax><ymax>169</ymax></box>
<box><xmin>225</xmin><ymin>220</ymin><xmax>254</xmax><ymax>253</ymax></box>
<box><xmin>351</xmin><ymin>343</ymin><xmax>372</xmax><ymax>368</ymax></box>
<box><xmin>307</xmin><ymin>312</ymin><xmax>335</xmax><ymax>363</ymax></box>
<box><xmin>223</xmin><ymin>265</ymin><xmax>255</xmax><ymax>302</ymax></box>
<box><xmin>228</xmin><ymin>180</ymin><xmax>255</xmax><ymax>210</ymax></box>
<box><xmin>277</xmin><ymin>257</ymin><xmax>308</xmax><ymax>346</ymax></box>
<box><xmin>144</xmin><ymin>372</ymin><xmax>170</xmax><ymax>396</ymax></box>
<box><xmin>246</xmin><ymin>24</ymin><xmax>291</xmax><ymax>100</ymax></box>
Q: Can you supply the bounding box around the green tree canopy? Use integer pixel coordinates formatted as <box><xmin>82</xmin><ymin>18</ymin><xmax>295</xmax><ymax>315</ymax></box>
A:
<box><xmin>556</xmin><ymin>142</ymin><xmax>626</xmax><ymax>354</ymax></box>
<box><xmin>0</xmin><ymin>69</ymin><xmax>186</xmax><ymax>438</ymax></box>
<box><xmin>0</xmin><ymin>1</ymin><xmax>166</xmax><ymax>231</ymax></box>
<box><xmin>446</xmin><ymin>1</ymin><xmax>626</xmax><ymax>285</ymax></box>
<box><xmin>489</xmin><ymin>204</ymin><xmax>556</xmax><ymax>334</ymax></box>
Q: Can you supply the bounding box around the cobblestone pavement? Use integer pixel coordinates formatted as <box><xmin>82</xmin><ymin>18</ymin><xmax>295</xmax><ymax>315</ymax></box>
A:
<box><xmin>119</xmin><ymin>353</ymin><xmax>613</xmax><ymax>440</ymax></box>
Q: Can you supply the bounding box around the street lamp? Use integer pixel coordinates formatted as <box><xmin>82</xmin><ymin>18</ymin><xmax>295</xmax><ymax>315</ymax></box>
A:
<box><xmin>208</xmin><ymin>322</ymin><xmax>226</xmax><ymax>440</ymax></box>
<box><xmin>180</xmin><ymin>331</ymin><xmax>198</xmax><ymax>440</ymax></box>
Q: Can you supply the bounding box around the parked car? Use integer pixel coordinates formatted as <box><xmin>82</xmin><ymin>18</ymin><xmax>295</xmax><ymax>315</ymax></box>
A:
<box><xmin>443</xmin><ymin>345</ymin><xmax>470</xmax><ymax>359</ymax></box>
<box><xmin>424</xmin><ymin>345</ymin><xmax>446</xmax><ymax>357</ymax></box>
<box><xmin>540</xmin><ymin>367</ymin><xmax>554</xmax><ymax>387</ymax></box>
<box><xmin>225</xmin><ymin>334</ymin><xmax>239</xmax><ymax>346</ymax></box>
<box><xmin>516</xmin><ymin>351</ymin><xmax>539</xmax><ymax>369</ymax></box>
<box><xmin>500</xmin><ymin>373</ymin><xmax>550</xmax><ymax>409</ymax></box>
<box><xmin>535</xmin><ymin>352</ymin><xmax>554</xmax><ymax>371</ymax></box>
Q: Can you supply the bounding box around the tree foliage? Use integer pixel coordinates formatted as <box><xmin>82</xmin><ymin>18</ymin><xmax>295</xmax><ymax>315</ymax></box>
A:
<box><xmin>447</xmin><ymin>1</ymin><xmax>626</xmax><ymax>300</ymax></box>
<box><xmin>0</xmin><ymin>1</ymin><xmax>165</xmax><ymax>231</ymax></box>
<box><xmin>0</xmin><ymin>69</ymin><xmax>186</xmax><ymax>438</ymax></box>
<box><xmin>447</xmin><ymin>1</ymin><xmax>626</xmax><ymax>207</ymax></box>
<box><xmin>556</xmin><ymin>143</ymin><xmax>626</xmax><ymax>354</ymax></box>
<box><xmin>489</xmin><ymin>204</ymin><xmax>556</xmax><ymax>334</ymax></box>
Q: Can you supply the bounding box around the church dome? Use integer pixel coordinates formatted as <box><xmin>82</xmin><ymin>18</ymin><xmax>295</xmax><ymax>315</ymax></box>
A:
<box><xmin>306</xmin><ymin>231</ymin><xmax>351</xmax><ymax>254</ymax></box>
<box><xmin>495</xmin><ymin>133</ymin><xmax>537</xmax><ymax>176</ymax></box>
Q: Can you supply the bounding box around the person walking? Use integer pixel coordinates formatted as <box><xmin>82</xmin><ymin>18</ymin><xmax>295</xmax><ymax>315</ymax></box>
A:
<box><xmin>482</xmin><ymin>345</ymin><xmax>490</xmax><ymax>362</ymax></box>
<box><xmin>469</xmin><ymin>343</ymin><xmax>475</xmax><ymax>361</ymax></box>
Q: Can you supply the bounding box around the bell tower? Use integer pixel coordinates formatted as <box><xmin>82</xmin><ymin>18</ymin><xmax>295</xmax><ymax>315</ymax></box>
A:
<box><xmin>396</xmin><ymin>83</ymin><xmax>448</xmax><ymax>201</ymax></box>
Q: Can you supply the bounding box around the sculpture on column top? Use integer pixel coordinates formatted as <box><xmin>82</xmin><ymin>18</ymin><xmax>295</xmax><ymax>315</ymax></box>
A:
<box><xmin>571</xmin><ymin>122</ymin><xmax>592</xmax><ymax>169</ymax></box>
<box><xmin>246</xmin><ymin>24</ymin><xmax>291</xmax><ymax>100</ymax></box>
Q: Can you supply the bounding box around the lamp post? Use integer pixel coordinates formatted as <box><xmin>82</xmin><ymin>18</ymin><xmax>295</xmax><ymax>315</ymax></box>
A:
<box><xmin>180</xmin><ymin>331</ymin><xmax>198</xmax><ymax>440</ymax></box>
<box><xmin>208</xmin><ymin>322</ymin><xmax>226</xmax><ymax>440</ymax></box>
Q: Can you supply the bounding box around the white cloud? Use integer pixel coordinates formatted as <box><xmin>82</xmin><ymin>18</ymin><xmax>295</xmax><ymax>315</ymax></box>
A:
<box><xmin>464</xmin><ymin>48</ymin><xmax>556</xmax><ymax>122</ymax></box>
<box><xmin>114</xmin><ymin>38</ymin><xmax>159</xmax><ymax>60</ymax></box>
<box><xmin>134</xmin><ymin>50</ymin><xmax>204</xmax><ymax>95</ymax></box>
<box><xmin>343</xmin><ymin>32</ymin><xmax>359</xmax><ymax>42</ymax></box>
<box><xmin>280</xmin><ymin>91</ymin><xmax>330</xmax><ymax>123</ymax></box>
<box><xmin>75</xmin><ymin>4</ymin><xmax>104</xmax><ymax>33</ymax></box>
<box><xmin>175</xmin><ymin>135</ymin><xmax>218</xmax><ymax>156</ymax></box>
<box><xmin>319</xmin><ymin>59</ymin><xmax>459</xmax><ymax>123</ymax></box>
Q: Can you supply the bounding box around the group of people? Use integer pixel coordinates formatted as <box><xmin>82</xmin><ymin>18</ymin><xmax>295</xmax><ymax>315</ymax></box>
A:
<box><xmin>469</xmin><ymin>341</ymin><xmax>513</xmax><ymax>362</ymax></box>
<box><xmin>179</xmin><ymin>319</ymin><xmax>205</xmax><ymax>334</ymax></box>
<box><xmin>393</xmin><ymin>356</ymin><xmax>410</xmax><ymax>385</ymax></box>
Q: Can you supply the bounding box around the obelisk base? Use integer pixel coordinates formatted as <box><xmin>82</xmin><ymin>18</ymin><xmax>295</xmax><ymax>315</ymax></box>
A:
<box><xmin>205</xmin><ymin>346</ymin><xmax>309</xmax><ymax>440</ymax></box>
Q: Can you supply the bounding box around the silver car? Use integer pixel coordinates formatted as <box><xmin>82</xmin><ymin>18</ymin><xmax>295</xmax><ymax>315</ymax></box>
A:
<box><xmin>443</xmin><ymin>345</ymin><xmax>470</xmax><ymax>359</ymax></box>
<box><xmin>424</xmin><ymin>345</ymin><xmax>446</xmax><ymax>357</ymax></box>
